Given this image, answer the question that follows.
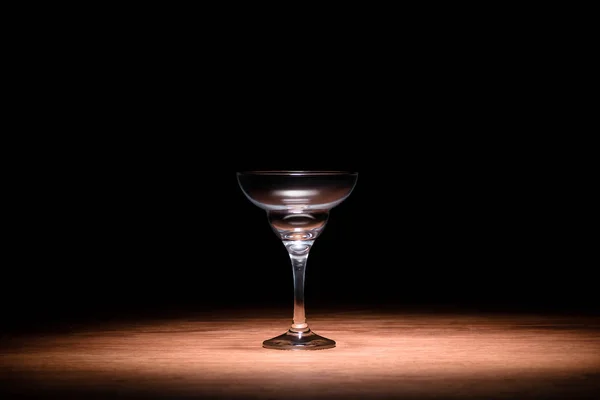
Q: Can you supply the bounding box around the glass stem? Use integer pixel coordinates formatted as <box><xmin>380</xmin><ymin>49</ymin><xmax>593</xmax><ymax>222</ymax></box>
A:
<box><xmin>284</xmin><ymin>240</ymin><xmax>313</xmax><ymax>332</ymax></box>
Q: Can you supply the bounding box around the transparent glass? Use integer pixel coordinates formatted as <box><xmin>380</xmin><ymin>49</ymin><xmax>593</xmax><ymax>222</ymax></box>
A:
<box><xmin>237</xmin><ymin>171</ymin><xmax>358</xmax><ymax>350</ymax></box>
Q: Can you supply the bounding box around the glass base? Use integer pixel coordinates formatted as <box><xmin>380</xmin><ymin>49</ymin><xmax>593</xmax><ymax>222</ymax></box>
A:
<box><xmin>262</xmin><ymin>328</ymin><xmax>336</xmax><ymax>350</ymax></box>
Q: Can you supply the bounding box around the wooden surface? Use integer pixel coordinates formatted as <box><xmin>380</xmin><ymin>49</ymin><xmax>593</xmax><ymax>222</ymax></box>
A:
<box><xmin>2</xmin><ymin>308</ymin><xmax>600</xmax><ymax>399</ymax></box>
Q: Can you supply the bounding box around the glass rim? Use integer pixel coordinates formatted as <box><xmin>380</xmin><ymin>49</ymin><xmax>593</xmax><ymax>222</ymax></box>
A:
<box><xmin>237</xmin><ymin>170</ymin><xmax>358</xmax><ymax>176</ymax></box>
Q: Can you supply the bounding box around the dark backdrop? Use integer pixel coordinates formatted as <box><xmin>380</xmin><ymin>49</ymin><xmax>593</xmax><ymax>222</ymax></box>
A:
<box><xmin>4</xmin><ymin>5</ymin><xmax>595</xmax><ymax>333</ymax></box>
<box><xmin>4</xmin><ymin>138</ymin><xmax>594</xmax><ymax>332</ymax></box>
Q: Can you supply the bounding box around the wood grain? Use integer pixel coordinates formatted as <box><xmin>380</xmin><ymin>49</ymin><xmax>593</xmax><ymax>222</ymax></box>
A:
<box><xmin>2</xmin><ymin>309</ymin><xmax>600</xmax><ymax>399</ymax></box>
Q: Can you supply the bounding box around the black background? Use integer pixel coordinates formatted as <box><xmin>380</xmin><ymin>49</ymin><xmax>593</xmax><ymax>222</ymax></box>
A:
<box><xmin>3</xmin><ymin>28</ymin><xmax>595</xmax><ymax>331</ymax></box>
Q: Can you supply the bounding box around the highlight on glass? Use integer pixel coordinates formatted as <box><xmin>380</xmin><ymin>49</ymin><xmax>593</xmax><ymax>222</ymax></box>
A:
<box><xmin>237</xmin><ymin>171</ymin><xmax>358</xmax><ymax>350</ymax></box>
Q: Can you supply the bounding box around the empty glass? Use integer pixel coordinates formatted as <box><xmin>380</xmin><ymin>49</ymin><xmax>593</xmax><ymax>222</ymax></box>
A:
<box><xmin>237</xmin><ymin>171</ymin><xmax>358</xmax><ymax>350</ymax></box>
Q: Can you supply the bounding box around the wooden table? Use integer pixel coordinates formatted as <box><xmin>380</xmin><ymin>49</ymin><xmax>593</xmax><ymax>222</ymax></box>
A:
<box><xmin>2</xmin><ymin>308</ymin><xmax>600</xmax><ymax>399</ymax></box>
